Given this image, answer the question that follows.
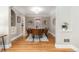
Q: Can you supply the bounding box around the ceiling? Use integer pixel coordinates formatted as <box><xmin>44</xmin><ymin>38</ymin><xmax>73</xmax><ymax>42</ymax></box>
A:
<box><xmin>12</xmin><ymin>6</ymin><xmax>56</xmax><ymax>16</ymax></box>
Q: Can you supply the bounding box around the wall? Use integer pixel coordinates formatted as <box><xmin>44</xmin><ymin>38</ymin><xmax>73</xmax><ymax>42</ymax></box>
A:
<box><xmin>0</xmin><ymin>6</ymin><xmax>9</xmax><ymax>34</ymax></box>
<box><xmin>48</xmin><ymin>10</ymin><xmax>56</xmax><ymax>36</ymax></box>
<box><xmin>9</xmin><ymin>7</ymin><xmax>24</xmax><ymax>41</ymax></box>
<box><xmin>0</xmin><ymin>6</ymin><xmax>25</xmax><ymax>48</ymax></box>
<box><xmin>70</xmin><ymin>7</ymin><xmax>79</xmax><ymax>49</ymax></box>
<box><xmin>0</xmin><ymin>6</ymin><xmax>10</xmax><ymax>47</ymax></box>
<box><xmin>56</xmin><ymin>7</ymin><xmax>72</xmax><ymax>45</ymax></box>
<box><xmin>25</xmin><ymin>16</ymin><xmax>50</xmax><ymax>29</ymax></box>
<box><xmin>56</xmin><ymin>6</ymin><xmax>79</xmax><ymax>50</ymax></box>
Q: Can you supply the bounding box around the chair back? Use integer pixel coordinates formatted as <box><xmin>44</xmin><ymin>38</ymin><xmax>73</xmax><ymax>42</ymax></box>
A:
<box><xmin>38</xmin><ymin>29</ymin><xmax>43</xmax><ymax>35</ymax></box>
<box><xmin>43</xmin><ymin>28</ymin><xmax>48</xmax><ymax>34</ymax></box>
<box><xmin>26</xmin><ymin>28</ymin><xmax>31</xmax><ymax>34</ymax></box>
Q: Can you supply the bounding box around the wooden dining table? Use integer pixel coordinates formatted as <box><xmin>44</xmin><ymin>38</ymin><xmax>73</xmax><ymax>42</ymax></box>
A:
<box><xmin>26</xmin><ymin>28</ymin><xmax>48</xmax><ymax>41</ymax></box>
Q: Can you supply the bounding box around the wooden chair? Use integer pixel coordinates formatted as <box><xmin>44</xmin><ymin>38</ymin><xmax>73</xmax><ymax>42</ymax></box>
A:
<box><xmin>38</xmin><ymin>29</ymin><xmax>43</xmax><ymax>38</ymax></box>
<box><xmin>31</xmin><ymin>29</ymin><xmax>38</xmax><ymax>41</ymax></box>
<box><xmin>26</xmin><ymin>28</ymin><xmax>31</xmax><ymax>36</ymax></box>
<box><xmin>43</xmin><ymin>28</ymin><xmax>48</xmax><ymax>38</ymax></box>
<box><xmin>31</xmin><ymin>29</ymin><xmax>44</xmax><ymax>41</ymax></box>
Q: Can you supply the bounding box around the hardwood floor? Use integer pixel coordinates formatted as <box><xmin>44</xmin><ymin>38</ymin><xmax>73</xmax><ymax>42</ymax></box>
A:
<box><xmin>6</xmin><ymin>34</ymin><xmax>74</xmax><ymax>52</ymax></box>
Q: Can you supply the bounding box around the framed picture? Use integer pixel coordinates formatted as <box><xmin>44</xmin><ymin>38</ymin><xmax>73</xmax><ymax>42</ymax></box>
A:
<box><xmin>28</xmin><ymin>20</ymin><xmax>33</xmax><ymax>24</ymax></box>
<box><xmin>53</xmin><ymin>17</ymin><xmax>56</xmax><ymax>25</ymax></box>
<box><xmin>44</xmin><ymin>20</ymin><xmax>47</xmax><ymax>25</ymax></box>
<box><xmin>11</xmin><ymin>9</ymin><xmax>16</xmax><ymax>26</ymax></box>
<box><xmin>17</xmin><ymin>16</ymin><xmax>21</xmax><ymax>23</ymax></box>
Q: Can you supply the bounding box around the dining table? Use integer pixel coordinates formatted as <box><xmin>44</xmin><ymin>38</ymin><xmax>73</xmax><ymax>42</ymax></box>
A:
<box><xmin>26</xmin><ymin>27</ymin><xmax>48</xmax><ymax>41</ymax></box>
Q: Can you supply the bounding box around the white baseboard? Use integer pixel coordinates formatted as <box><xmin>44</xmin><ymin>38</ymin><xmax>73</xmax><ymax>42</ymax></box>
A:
<box><xmin>55</xmin><ymin>44</ymin><xmax>73</xmax><ymax>48</ymax></box>
<box><xmin>71</xmin><ymin>45</ymin><xmax>79</xmax><ymax>52</ymax></box>
<box><xmin>55</xmin><ymin>44</ymin><xmax>79</xmax><ymax>52</ymax></box>
<box><xmin>0</xmin><ymin>34</ymin><xmax>22</xmax><ymax>49</ymax></box>
<box><xmin>0</xmin><ymin>43</ymin><xmax>12</xmax><ymax>49</ymax></box>
<box><xmin>48</xmin><ymin>31</ymin><xmax>55</xmax><ymax>37</ymax></box>
<box><xmin>11</xmin><ymin>33</ymin><xmax>23</xmax><ymax>41</ymax></box>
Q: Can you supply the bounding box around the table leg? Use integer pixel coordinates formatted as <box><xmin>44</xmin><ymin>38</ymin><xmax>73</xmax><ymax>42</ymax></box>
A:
<box><xmin>2</xmin><ymin>37</ymin><xmax>5</xmax><ymax>51</ymax></box>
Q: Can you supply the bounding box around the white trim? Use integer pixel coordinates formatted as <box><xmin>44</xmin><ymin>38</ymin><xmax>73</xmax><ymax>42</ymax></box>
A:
<box><xmin>11</xmin><ymin>33</ymin><xmax>23</xmax><ymax>41</ymax></box>
<box><xmin>55</xmin><ymin>44</ymin><xmax>79</xmax><ymax>52</ymax></box>
<box><xmin>5</xmin><ymin>43</ymin><xmax>12</xmax><ymax>48</ymax></box>
<box><xmin>71</xmin><ymin>46</ymin><xmax>79</xmax><ymax>52</ymax></box>
<box><xmin>55</xmin><ymin>44</ymin><xmax>73</xmax><ymax>48</ymax></box>
<box><xmin>0</xmin><ymin>33</ymin><xmax>22</xmax><ymax>49</ymax></box>
<box><xmin>0</xmin><ymin>43</ymin><xmax>12</xmax><ymax>49</ymax></box>
<box><xmin>48</xmin><ymin>31</ymin><xmax>55</xmax><ymax>37</ymax></box>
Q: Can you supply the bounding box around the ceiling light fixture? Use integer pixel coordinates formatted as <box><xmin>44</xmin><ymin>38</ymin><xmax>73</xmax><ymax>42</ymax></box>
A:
<box><xmin>31</xmin><ymin>7</ymin><xmax>43</xmax><ymax>14</ymax></box>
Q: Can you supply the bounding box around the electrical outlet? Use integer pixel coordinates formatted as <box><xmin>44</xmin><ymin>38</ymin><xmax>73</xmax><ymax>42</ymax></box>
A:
<box><xmin>64</xmin><ymin>39</ymin><xmax>70</xmax><ymax>42</ymax></box>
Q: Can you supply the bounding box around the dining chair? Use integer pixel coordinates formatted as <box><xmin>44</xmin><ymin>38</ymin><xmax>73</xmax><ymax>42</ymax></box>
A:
<box><xmin>31</xmin><ymin>29</ymin><xmax>38</xmax><ymax>41</ymax></box>
<box><xmin>38</xmin><ymin>29</ymin><xmax>43</xmax><ymax>39</ymax></box>
<box><xmin>43</xmin><ymin>28</ymin><xmax>48</xmax><ymax>38</ymax></box>
<box><xmin>26</xmin><ymin>28</ymin><xmax>31</xmax><ymax>37</ymax></box>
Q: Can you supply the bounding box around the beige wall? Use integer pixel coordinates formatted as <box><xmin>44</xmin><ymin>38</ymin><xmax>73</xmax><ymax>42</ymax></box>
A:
<box><xmin>70</xmin><ymin>7</ymin><xmax>79</xmax><ymax>50</ymax></box>
<box><xmin>25</xmin><ymin>16</ymin><xmax>50</xmax><ymax>29</ymax></box>
<box><xmin>56</xmin><ymin>6</ymin><xmax>72</xmax><ymax>46</ymax></box>
<box><xmin>0</xmin><ymin>6</ymin><xmax>10</xmax><ymax>47</ymax></box>
<box><xmin>48</xmin><ymin>11</ymin><xmax>56</xmax><ymax>36</ymax></box>
<box><xmin>9</xmin><ymin>7</ymin><xmax>25</xmax><ymax>41</ymax></box>
<box><xmin>0</xmin><ymin>6</ymin><xmax>25</xmax><ymax>48</ymax></box>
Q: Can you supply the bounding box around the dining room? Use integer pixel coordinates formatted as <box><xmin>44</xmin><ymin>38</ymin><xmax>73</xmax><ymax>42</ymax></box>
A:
<box><xmin>0</xmin><ymin>6</ymin><xmax>74</xmax><ymax>52</ymax></box>
<box><xmin>5</xmin><ymin>6</ymin><xmax>57</xmax><ymax>52</ymax></box>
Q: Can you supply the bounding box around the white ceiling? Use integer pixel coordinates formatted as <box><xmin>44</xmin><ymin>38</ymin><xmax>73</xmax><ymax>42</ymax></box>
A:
<box><xmin>12</xmin><ymin>6</ymin><xmax>56</xmax><ymax>16</ymax></box>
